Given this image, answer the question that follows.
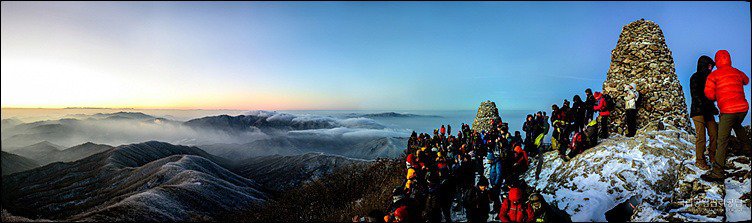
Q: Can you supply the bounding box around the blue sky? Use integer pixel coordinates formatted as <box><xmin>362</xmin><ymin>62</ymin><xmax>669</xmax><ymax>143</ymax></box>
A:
<box><xmin>1</xmin><ymin>1</ymin><xmax>750</xmax><ymax>112</ymax></box>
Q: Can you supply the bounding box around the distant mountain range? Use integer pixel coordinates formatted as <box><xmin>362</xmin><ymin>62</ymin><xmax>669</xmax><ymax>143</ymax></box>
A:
<box><xmin>1</xmin><ymin>151</ymin><xmax>39</xmax><ymax>175</ymax></box>
<box><xmin>344</xmin><ymin>112</ymin><xmax>442</xmax><ymax>118</ymax></box>
<box><xmin>4</xmin><ymin>141</ymin><xmax>113</xmax><ymax>165</ymax></box>
<box><xmin>2</xmin><ymin>111</ymin><xmax>409</xmax><ymax>161</ymax></box>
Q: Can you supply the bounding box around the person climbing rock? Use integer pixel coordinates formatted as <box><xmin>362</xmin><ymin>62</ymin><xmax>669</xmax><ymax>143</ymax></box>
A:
<box><xmin>690</xmin><ymin>55</ymin><xmax>719</xmax><ymax>170</ymax></box>
<box><xmin>701</xmin><ymin>50</ymin><xmax>751</xmax><ymax>182</ymax></box>
<box><xmin>624</xmin><ymin>83</ymin><xmax>639</xmax><ymax>137</ymax></box>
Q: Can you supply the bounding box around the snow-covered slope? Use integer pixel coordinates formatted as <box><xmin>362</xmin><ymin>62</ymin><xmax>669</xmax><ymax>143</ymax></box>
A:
<box><xmin>1</xmin><ymin>141</ymin><xmax>266</xmax><ymax>221</ymax></box>
<box><xmin>526</xmin><ymin>124</ymin><xmax>751</xmax><ymax>222</ymax></box>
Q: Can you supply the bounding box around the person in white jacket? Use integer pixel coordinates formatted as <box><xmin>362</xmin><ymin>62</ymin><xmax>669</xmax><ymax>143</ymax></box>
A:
<box><xmin>624</xmin><ymin>83</ymin><xmax>639</xmax><ymax>137</ymax></box>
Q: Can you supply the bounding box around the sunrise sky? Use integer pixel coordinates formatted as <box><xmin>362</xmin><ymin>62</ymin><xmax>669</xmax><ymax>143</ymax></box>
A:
<box><xmin>1</xmin><ymin>1</ymin><xmax>750</xmax><ymax>110</ymax></box>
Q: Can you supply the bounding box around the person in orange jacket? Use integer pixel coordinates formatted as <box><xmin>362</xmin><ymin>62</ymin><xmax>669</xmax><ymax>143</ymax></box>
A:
<box><xmin>512</xmin><ymin>145</ymin><xmax>529</xmax><ymax>177</ymax></box>
<box><xmin>701</xmin><ymin>50</ymin><xmax>751</xmax><ymax>182</ymax></box>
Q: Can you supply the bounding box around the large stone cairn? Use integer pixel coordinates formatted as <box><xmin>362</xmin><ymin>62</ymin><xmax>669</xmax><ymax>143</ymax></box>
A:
<box><xmin>472</xmin><ymin>100</ymin><xmax>502</xmax><ymax>132</ymax></box>
<box><xmin>602</xmin><ymin>19</ymin><xmax>692</xmax><ymax>134</ymax></box>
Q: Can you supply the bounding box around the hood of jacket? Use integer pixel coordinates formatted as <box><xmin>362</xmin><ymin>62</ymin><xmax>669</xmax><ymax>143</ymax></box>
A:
<box><xmin>508</xmin><ymin>187</ymin><xmax>522</xmax><ymax>202</ymax></box>
<box><xmin>715</xmin><ymin>50</ymin><xmax>731</xmax><ymax>68</ymax></box>
<box><xmin>697</xmin><ymin>55</ymin><xmax>715</xmax><ymax>73</ymax></box>
<box><xmin>594</xmin><ymin>92</ymin><xmax>603</xmax><ymax>99</ymax></box>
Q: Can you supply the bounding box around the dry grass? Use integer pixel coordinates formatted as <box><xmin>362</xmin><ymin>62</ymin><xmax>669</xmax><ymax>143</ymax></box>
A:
<box><xmin>228</xmin><ymin>158</ymin><xmax>404</xmax><ymax>222</ymax></box>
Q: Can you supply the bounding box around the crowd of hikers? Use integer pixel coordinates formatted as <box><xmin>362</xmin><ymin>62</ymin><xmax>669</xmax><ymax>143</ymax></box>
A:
<box><xmin>350</xmin><ymin>50</ymin><xmax>750</xmax><ymax>223</ymax></box>
<box><xmin>378</xmin><ymin>93</ymin><xmax>618</xmax><ymax>222</ymax></box>
<box><xmin>375</xmin><ymin>85</ymin><xmax>624</xmax><ymax>222</ymax></box>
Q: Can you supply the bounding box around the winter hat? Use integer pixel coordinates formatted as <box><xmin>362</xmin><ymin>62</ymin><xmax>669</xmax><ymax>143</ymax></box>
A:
<box><xmin>477</xmin><ymin>177</ymin><xmax>489</xmax><ymax>187</ymax></box>
<box><xmin>431</xmin><ymin>147</ymin><xmax>438</xmax><ymax>152</ymax></box>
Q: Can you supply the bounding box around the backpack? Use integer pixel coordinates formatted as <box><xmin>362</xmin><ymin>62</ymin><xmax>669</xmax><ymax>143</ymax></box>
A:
<box><xmin>603</xmin><ymin>94</ymin><xmax>615</xmax><ymax>111</ymax></box>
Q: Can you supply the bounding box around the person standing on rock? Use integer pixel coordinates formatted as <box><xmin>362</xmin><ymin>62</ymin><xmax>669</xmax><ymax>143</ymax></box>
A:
<box><xmin>690</xmin><ymin>55</ymin><xmax>719</xmax><ymax>170</ymax></box>
<box><xmin>593</xmin><ymin>91</ymin><xmax>611</xmax><ymax>139</ymax></box>
<box><xmin>624</xmin><ymin>83</ymin><xmax>639</xmax><ymax>137</ymax></box>
<box><xmin>585</xmin><ymin>88</ymin><xmax>596</xmax><ymax>124</ymax></box>
<box><xmin>701</xmin><ymin>50</ymin><xmax>752</xmax><ymax>182</ymax></box>
<box><xmin>573</xmin><ymin>95</ymin><xmax>586</xmax><ymax>132</ymax></box>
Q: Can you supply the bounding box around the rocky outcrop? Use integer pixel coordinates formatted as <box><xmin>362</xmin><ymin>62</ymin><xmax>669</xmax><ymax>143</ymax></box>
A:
<box><xmin>471</xmin><ymin>100</ymin><xmax>502</xmax><ymax>132</ymax></box>
<box><xmin>602</xmin><ymin>19</ymin><xmax>692</xmax><ymax>134</ymax></box>
<box><xmin>526</xmin><ymin>123</ymin><xmax>751</xmax><ymax>222</ymax></box>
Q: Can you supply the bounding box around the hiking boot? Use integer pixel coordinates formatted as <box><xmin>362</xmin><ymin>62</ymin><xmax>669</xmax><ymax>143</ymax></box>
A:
<box><xmin>695</xmin><ymin>160</ymin><xmax>710</xmax><ymax>170</ymax></box>
<box><xmin>700</xmin><ymin>170</ymin><xmax>726</xmax><ymax>183</ymax></box>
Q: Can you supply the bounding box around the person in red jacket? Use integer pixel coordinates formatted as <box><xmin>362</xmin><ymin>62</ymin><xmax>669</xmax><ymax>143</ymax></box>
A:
<box><xmin>499</xmin><ymin>187</ymin><xmax>534</xmax><ymax>222</ymax></box>
<box><xmin>593</xmin><ymin>92</ymin><xmax>610</xmax><ymax>139</ymax></box>
<box><xmin>512</xmin><ymin>145</ymin><xmax>529</xmax><ymax>178</ymax></box>
<box><xmin>701</xmin><ymin>50</ymin><xmax>752</xmax><ymax>182</ymax></box>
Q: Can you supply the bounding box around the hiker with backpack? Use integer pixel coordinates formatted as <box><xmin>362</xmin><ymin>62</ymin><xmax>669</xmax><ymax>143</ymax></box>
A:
<box><xmin>593</xmin><ymin>91</ymin><xmax>612</xmax><ymax>139</ymax></box>
<box><xmin>624</xmin><ymin>83</ymin><xmax>639</xmax><ymax>137</ymax></box>
<box><xmin>498</xmin><ymin>187</ymin><xmax>534</xmax><ymax>222</ymax></box>
<box><xmin>568</xmin><ymin>129</ymin><xmax>586</xmax><ymax>158</ymax></box>
<box><xmin>551</xmin><ymin>104</ymin><xmax>568</xmax><ymax>159</ymax></box>
<box><xmin>583</xmin><ymin>118</ymin><xmax>599</xmax><ymax>148</ymax></box>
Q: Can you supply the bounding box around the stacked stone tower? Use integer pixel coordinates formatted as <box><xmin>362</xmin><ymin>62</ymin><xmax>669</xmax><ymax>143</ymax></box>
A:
<box><xmin>602</xmin><ymin>19</ymin><xmax>692</xmax><ymax>134</ymax></box>
<box><xmin>472</xmin><ymin>100</ymin><xmax>502</xmax><ymax>132</ymax></box>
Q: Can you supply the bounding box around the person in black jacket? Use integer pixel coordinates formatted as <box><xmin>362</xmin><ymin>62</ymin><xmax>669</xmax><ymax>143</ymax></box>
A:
<box><xmin>523</xmin><ymin>114</ymin><xmax>537</xmax><ymax>153</ymax></box>
<box><xmin>689</xmin><ymin>55</ymin><xmax>719</xmax><ymax>170</ymax></box>
<box><xmin>584</xmin><ymin>88</ymin><xmax>596</xmax><ymax>124</ymax></box>
<box><xmin>572</xmin><ymin>95</ymin><xmax>585</xmax><ymax>132</ymax></box>
<box><xmin>463</xmin><ymin>177</ymin><xmax>491</xmax><ymax>223</ymax></box>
